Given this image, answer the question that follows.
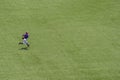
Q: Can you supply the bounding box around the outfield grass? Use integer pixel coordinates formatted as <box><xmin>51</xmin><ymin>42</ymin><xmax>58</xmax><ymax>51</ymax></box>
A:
<box><xmin>0</xmin><ymin>0</ymin><xmax>120</xmax><ymax>80</ymax></box>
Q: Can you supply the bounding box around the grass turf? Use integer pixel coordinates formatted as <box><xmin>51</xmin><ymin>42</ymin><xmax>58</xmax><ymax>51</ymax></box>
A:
<box><xmin>0</xmin><ymin>0</ymin><xmax>120</xmax><ymax>80</ymax></box>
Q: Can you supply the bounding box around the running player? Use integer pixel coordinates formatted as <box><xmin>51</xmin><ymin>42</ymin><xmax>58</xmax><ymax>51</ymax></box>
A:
<box><xmin>19</xmin><ymin>32</ymin><xmax>30</xmax><ymax>47</ymax></box>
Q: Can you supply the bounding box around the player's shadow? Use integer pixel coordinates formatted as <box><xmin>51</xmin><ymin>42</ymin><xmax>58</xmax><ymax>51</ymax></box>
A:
<box><xmin>19</xmin><ymin>47</ymin><xmax>28</xmax><ymax>50</ymax></box>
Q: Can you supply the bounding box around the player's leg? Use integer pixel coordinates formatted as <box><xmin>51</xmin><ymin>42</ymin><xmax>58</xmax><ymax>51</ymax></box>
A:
<box><xmin>23</xmin><ymin>39</ymin><xmax>29</xmax><ymax>47</ymax></box>
<box><xmin>19</xmin><ymin>39</ymin><xmax>24</xmax><ymax>44</ymax></box>
<box><xmin>26</xmin><ymin>43</ymin><xmax>29</xmax><ymax>47</ymax></box>
<box><xmin>19</xmin><ymin>42</ymin><xmax>23</xmax><ymax>44</ymax></box>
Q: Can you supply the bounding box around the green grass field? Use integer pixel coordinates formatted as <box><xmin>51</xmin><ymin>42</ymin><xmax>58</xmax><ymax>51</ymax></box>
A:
<box><xmin>0</xmin><ymin>0</ymin><xmax>120</xmax><ymax>80</ymax></box>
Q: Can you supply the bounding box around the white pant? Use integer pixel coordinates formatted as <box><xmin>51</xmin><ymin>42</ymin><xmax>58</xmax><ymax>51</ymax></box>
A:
<box><xmin>23</xmin><ymin>39</ymin><xmax>28</xmax><ymax>44</ymax></box>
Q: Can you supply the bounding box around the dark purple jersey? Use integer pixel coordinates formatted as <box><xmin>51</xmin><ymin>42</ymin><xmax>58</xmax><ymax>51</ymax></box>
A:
<box><xmin>23</xmin><ymin>34</ymin><xmax>29</xmax><ymax>39</ymax></box>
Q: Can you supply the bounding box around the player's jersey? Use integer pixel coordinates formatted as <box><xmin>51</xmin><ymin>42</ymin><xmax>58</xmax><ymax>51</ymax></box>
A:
<box><xmin>24</xmin><ymin>34</ymin><xmax>29</xmax><ymax>39</ymax></box>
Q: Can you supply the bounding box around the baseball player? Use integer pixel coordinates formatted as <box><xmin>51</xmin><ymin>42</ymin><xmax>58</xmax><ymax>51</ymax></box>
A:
<box><xmin>19</xmin><ymin>32</ymin><xmax>30</xmax><ymax>47</ymax></box>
